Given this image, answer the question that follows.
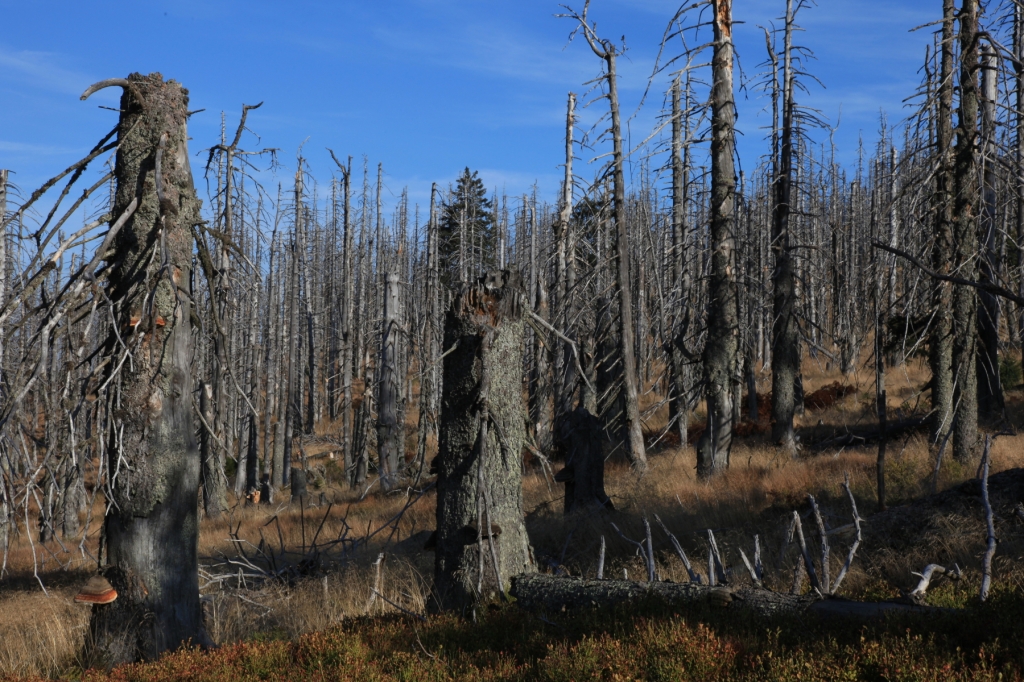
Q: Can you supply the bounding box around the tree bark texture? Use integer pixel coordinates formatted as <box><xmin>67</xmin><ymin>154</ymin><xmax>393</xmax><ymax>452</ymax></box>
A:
<box><xmin>434</xmin><ymin>270</ymin><xmax>535</xmax><ymax>612</ymax></box>
<box><xmin>696</xmin><ymin>0</ymin><xmax>739</xmax><ymax>479</ymax></box>
<box><xmin>770</xmin><ymin>2</ymin><xmax>800</xmax><ymax>454</ymax></box>
<box><xmin>511</xmin><ymin>574</ymin><xmax>947</xmax><ymax>619</ymax></box>
<box><xmin>90</xmin><ymin>73</ymin><xmax>204</xmax><ymax>665</ymax></box>
<box><xmin>377</xmin><ymin>271</ymin><xmax>402</xmax><ymax>490</ymax></box>
<box><xmin>977</xmin><ymin>43</ymin><xmax>1004</xmax><ymax>419</ymax></box>
<box><xmin>953</xmin><ymin>0</ymin><xmax>980</xmax><ymax>463</ymax></box>
<box><xmin>930</xmin><ymin>0</ymin><xmax>955</xmax><ymax>444</ymax></box>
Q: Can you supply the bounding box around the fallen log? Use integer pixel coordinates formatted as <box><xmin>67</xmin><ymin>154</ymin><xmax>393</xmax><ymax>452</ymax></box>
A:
<box><xmin>510</xmin><ymin>574</ymin><xmax>945</xmax><ymax>619</ymax></box>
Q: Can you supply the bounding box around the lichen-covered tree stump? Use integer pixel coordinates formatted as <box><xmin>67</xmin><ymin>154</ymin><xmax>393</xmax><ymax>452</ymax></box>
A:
<box><xmin>87</xmin><ymin>73</ymin><xmax>204</xmax><ymax>666</ymax></box>
<box><xmin>434</xmin><ymin>270</ymin><xmax>536</xmax><ymax>612</ymax></box>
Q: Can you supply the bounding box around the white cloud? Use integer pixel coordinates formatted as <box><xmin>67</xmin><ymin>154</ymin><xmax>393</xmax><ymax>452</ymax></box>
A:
<box><xmin>0</xmin><ymin>45</ymin><xmax>96</xmax><ymax>97</ymax></box>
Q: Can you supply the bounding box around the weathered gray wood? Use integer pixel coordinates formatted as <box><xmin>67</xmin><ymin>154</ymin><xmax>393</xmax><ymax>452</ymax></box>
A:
<box><xmin>434</xmin><ymin>271</ymin><xmax>535</xmax><ymax>611</ymax></box>
<box><xmin>770</xmin><ymin>0</ymin><xmax>800</xmax><ymax>456</ymax></box>
<box><xmin>977</xmin><ymin>44</ymin><xmax>1004</xmax><ymax>419</ymax></box>
<box><xmin>930</xmin><ymin>0</ymin><xmax>955</xmax><ymax>446</ymax></box>
<box><xmin>510</xmin><ymin>574</ymin><xmax>945</xmax><ymax>619</ymax></box>
<box><xmin>953</xmin><ymin>0</ymin><xmax>980</xmax><ymax>464</ymax></box>
<box><xmin>90</xmin><ymin>72</ymin><xmax>205</xmax><ymax>664</ymax></box>
<box><xmin>377</xmin><ymin>271</ymin><xmax>402</xmax><ymax>490</ymax></box>
<box><xmin>696</xmin><ymin>0</ymin><xmax>739</xmax><ymax>478</ymax></box>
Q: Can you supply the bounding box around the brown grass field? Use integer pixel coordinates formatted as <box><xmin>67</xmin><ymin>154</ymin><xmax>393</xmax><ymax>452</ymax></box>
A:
<box><xmin>2</xmin><ymin>355</ymin><xmax>1024</xmax><ymax>679</ymax></box>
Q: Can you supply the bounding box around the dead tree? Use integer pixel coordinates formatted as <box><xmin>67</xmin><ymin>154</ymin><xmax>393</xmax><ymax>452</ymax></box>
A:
<box><xmin>953</xmin><ymin>0</ymin><xmax>980</xmax><ymax>463</ymax></box>
<box><xmin>560</xmin><ymin>1</ymin><xmax>647</xmax><ymax>474</ymax></box>
<box><xmin>695</xmin><ymin>0</ymin><xmax>739</xmax><ymax>478</ymax></box>
<box><xmin>85</xmin><ymin>73</ymin><xmax>206</xmax><ymax>664</ymax></box>
<box><xmin>977</xmin><ymin>42</ymin><xmax>1004</xmax><ymax>419</ymax></box>
<box><xmin>553</xmin><ymin>92</ymin><xmax>577</xmax><ymax>420</ymax></box>
<box><xmin>930</xmin><ymin>0</ymin><xmax>955</xmax><ymax>445</ymax></box>
<box><xmin>669</xmin><ymin>75</ymin><xmax>693</xmax><ymax>451</ymax></box>
<box><xmin>377</xmin><ymin>271</ymin><xmax>402</xmax><ymax>490</ymax></box>
<box><xmin>770</xmin><ymin>0</ymin><xmax>801</xmax><ymax>455</ymax></box>
<box><xmin>433</xmin><ymin>270</ymin><xmax>535</xmax><ymax>611</ymax></box>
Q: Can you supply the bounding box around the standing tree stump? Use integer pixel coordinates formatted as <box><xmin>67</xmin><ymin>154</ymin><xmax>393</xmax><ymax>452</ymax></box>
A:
<box><xmin>434</xmin><ymin>270</ymin><xmax>535</xmax><ymax>612</ymax></box>
<box><xmin>87</xmin><ymin>73</ymin><xmax>205</xmax><ymax>665</ymax></box>
<box><xmin>554</xmin><ymin>407</ymin><xmax>613</xmax><ymax>514</ymax></box>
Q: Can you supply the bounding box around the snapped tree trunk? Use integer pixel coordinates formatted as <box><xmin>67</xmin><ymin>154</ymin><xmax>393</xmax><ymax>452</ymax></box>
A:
<box><xmin>89</xmin><ymin>73</ymin><xmax>205</xmax><ymax>665</ymax></box>
<box><xmin>696</xmin><ymin>0</ymin><xmax>739</xmax><ymax>478</ymax></box>
<box><xmin>433</xmin><ymin>270</ymin><xmax>535</xmax><ymax>612</ymax></box>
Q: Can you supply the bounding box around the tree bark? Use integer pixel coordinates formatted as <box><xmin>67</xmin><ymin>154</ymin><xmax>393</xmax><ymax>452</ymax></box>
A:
<box><xmin>434</xmin><ymin>270</ymin><xmax>535</xmax><ymax>611</ymax></box>
<box><xmin>90</xmin><ymin>73</ymin><xmax>205</xmax><ymax>665</ymax></box>
<box><xmin>930</xmin><ymin>0</ymin><xmax>955</xmax><ymax>444</ymax></box>
<box><xmin>377</xmin><ymin>271</ymin><xmax>402</xmax><ymax>490</ymax></box>
<box><xmin>696</xmin><ymin>0</ymin><xmax>739</xmax><ymax>478</ymax></box>
<box><xmin>953</xmin><ymin>0</ymin><xmax>980</xmax><ymax>463</ymax></box>
<box><xmin>510</xmin><ymin>574</ymin><xmax>948</xmax><ymax>619</ymax></box>
<box><xmin>977</xmin><ymin>43</ymin><xmax>1004</xmax><ymax>419</ymax></box>
<box><xmin>770</xmin><ymin>0</ymin><xmax>800</xmax><ymax>455</ymax></box>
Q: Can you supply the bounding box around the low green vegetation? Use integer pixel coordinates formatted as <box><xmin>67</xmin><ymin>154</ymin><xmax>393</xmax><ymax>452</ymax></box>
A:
<box><xmin>16</xmin><ymin>585</ymin><xmax>1019</xmax><ymax>682</ymax></box>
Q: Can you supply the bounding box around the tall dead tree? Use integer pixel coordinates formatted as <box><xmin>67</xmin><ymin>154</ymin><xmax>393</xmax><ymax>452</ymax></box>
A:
<box><xmin>433</xmin><ymin>271</ymin><xmax>534</xmax><ymax>611</ymax></box>
<box><xmin>952</xmin><ymin>0</ymin><xmax>980</xmax><ymax>463</ymax></box>
<box><xmin>770</xmin><ymin>0</ymin><xmax>800</xmax><ymax>455</ymax></box>
<box><xmin>669</xmin><ymin>75</ymin><xmax>692</xmax><ymax>451</ymax></box>
<box><xmin>561</xmin><ymin>0</ymin><xmax>647</xmax><ymax>474</ymax></box>
<box><xmin>554</xmin><ymin>92</ymin><xmax>577</xmax><ymax>420</ymax></box>
<box><xmin>930</xmin><ymin>0</ymin><xmax>955</xmax><ymax>444</ymax></box>
<box><xmin>377</xmin><ymin>271</ymin><xmax>402</xmax><ymax>490</ymax></box>
<box><xmin>695</xmin><ymin>0</ymin><xmax>739</xmax><ymax>478</ymax></box>
<box><xmin>85</xmin><ymin>73</ymin><xmax>205</xmax><ymax>664</ymax></box>
<box><xmin>977</xmin><ymin>42</ymin><xmax>1004</xmax><ymax>419</ymax></box>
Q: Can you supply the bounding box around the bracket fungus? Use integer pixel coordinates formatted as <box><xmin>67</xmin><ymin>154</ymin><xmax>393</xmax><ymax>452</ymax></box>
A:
<box><xmin>74</xmin><ymin>575</ymin><xmax>118</xmax><ymax>605</ymax></box>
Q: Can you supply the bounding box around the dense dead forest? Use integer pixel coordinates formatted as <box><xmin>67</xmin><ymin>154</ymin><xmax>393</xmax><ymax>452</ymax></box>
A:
<box><xmin>3</xmin><ymin>0</ymin><xmax>1024</xmax><ymax>669</ymax></box>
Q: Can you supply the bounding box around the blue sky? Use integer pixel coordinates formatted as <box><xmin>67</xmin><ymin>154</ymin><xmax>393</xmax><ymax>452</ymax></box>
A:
<box><xmin>1</xmin><ymin>0</ymin><xmax>937</xmax><ymax>215</ymax></box>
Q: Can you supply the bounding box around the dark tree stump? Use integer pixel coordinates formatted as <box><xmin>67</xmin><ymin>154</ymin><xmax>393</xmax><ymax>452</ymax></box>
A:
<box><xmin>554</xmin><ymin>407</ymin><xmax>613</xmax><ymax>514</ymax></box>
<box><xmin>433</xmin><ymin>270</ymin><xmax>535</xmax><ymax>612</ymax></box>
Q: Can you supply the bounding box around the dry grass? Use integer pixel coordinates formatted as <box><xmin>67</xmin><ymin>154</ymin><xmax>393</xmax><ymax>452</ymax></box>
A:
<box><xmin>3</xmin><ymin>354</ymin><xmax>1024</xmax><ymax>678</ymax></box>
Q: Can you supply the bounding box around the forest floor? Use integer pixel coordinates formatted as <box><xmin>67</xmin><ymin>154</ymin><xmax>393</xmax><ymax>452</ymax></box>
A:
<box><xmin>3</xmin><ymin>356</ymin><xmax>1024</xmax><ymax>680</ymax></box>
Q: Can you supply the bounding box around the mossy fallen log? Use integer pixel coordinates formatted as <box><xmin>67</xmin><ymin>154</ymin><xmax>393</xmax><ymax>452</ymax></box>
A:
<box><xmin>510</xmin><ymin>574</ymin><xmax>945</xmax><ymax>619</ymax></box>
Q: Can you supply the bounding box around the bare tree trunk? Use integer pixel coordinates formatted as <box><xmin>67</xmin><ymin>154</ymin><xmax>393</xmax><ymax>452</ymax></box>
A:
<box><xmin>770</xmin><ymin>0</ymin><xmax>800</xmax><ymax>455</ymax></box>
<box><xmin>89</xmin><ymin>73</ymin><xmax>205</xmax><ymax>664</ymax></box>
<box><xmin>377</xmin><ymin>272</ymin><xmax>401</xmax><ymax>490</ymax></box>
<box><xmin>566</xmin><ymin>5</ymin><xmax>647</xmax><ymax>473</ymax></box>
<box><xmin>977</xmin><ymin>42</ymin><xmax>1004</xmax><ymax>419</ymax></box>
<box><xmin>696</xmin><ymin>0</ymin><xmax>739</xmax><ymax>479</ymax></box>
<box><xmin>930</xmin><ymin>0</ymin><xmax>955</xmax><ymax>444</ymax></box>
<box><xmin>529</xmin><ymin>201</ymin><xmax>552</xmax><ymax>452</ymax></box>
<box><xmin>953</xmin><ymin>0</ymin><xmax>980</xmax><ymax>463</ymax></box>
<box><xmin>433</xmin><ymin>270</ymin><xmax>534</xmax><ymax>611</ymax></box>
<box><xmin>1016</xmin><ymin>5</ymin><xmax>1024</xmax><ymax>360</ymax></box>
<box><xmin>415</xmin><ymin>184</ymin><xmax>440</xmax><ymax>479</ymax></box>
<box><xmin>669</xmin><ymin>77</ymin><xmax>691</xmax><ymax>451</ymax></box>
<box><xmin>554</xmin><ymin>92</ymin><xmax>577</xmax><ymax>420</ymax></box>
